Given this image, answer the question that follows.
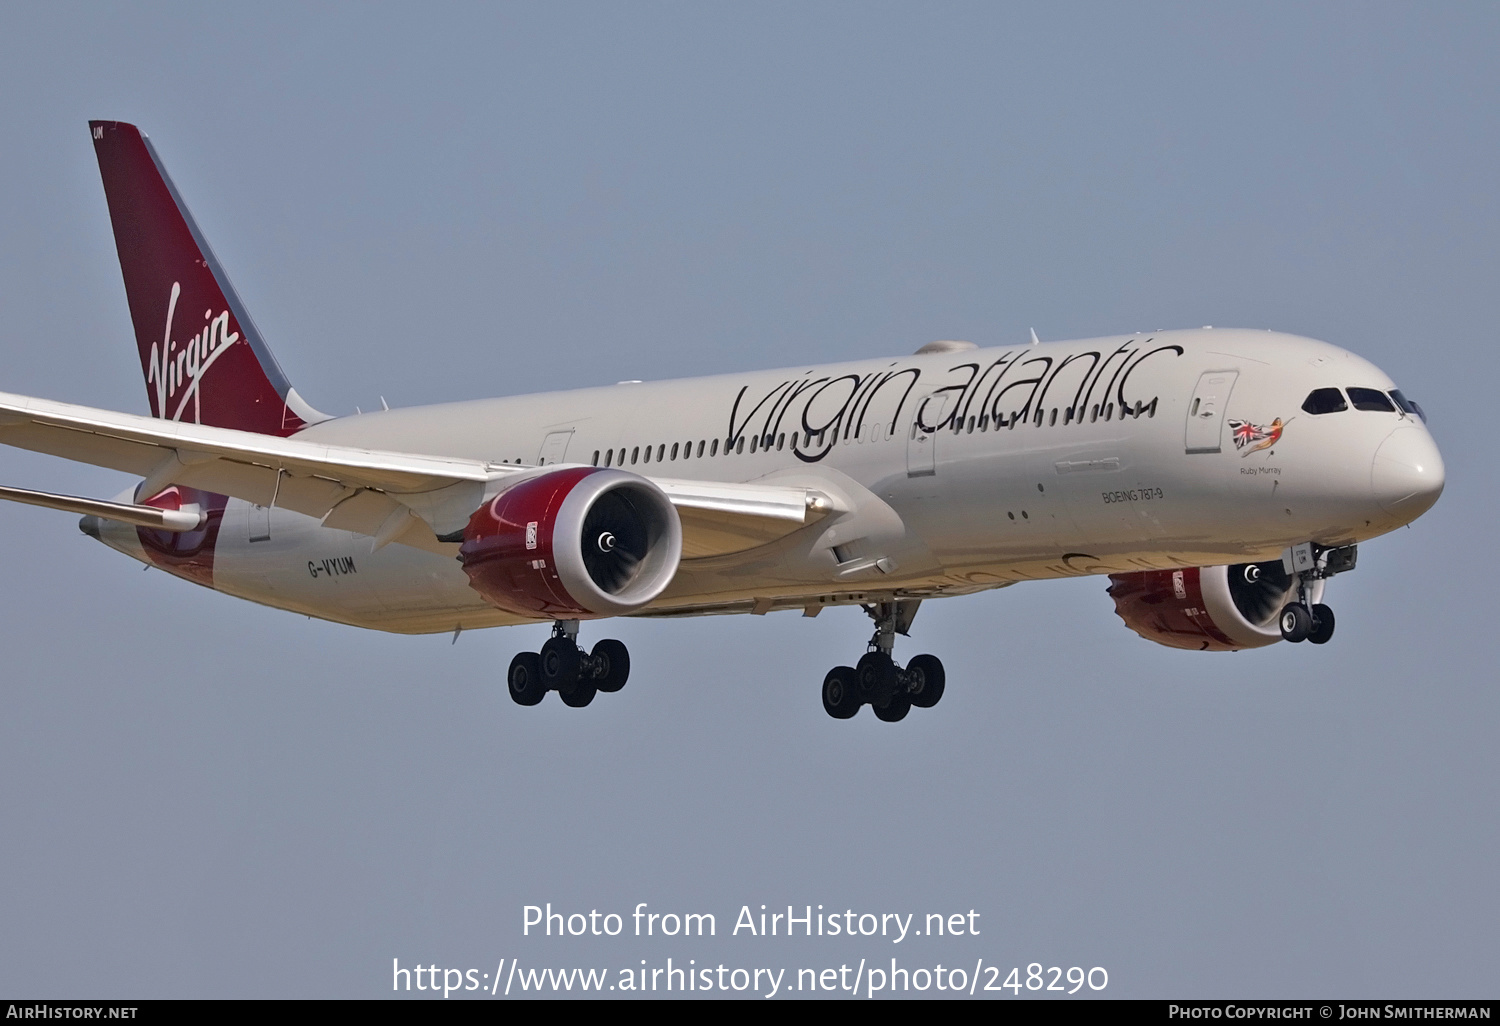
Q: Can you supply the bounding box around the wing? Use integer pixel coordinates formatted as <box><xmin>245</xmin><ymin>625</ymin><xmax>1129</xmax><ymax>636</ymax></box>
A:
<box><xmin>0</xmin><ymin>391</ymin><xmax>831</xmax><ymax>556</ymax></box>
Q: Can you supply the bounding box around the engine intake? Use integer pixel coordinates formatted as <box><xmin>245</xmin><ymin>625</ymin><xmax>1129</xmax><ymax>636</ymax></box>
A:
<box><xmin>459</xmin><ymin>467</ymin><xmax>682</xmax><ymax>618</ymax></box>
<box><xmin>1107</xmin><ymin>561</ymin><xmax>1322</xmax><ymax>651</ymax></box>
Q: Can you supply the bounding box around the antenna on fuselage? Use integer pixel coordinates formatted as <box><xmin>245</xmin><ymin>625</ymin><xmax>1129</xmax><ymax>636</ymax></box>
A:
<box><xmin>1029</xmin><ymin>328</ymin><xmax>1041</xmax><ymax>346</ymax></box>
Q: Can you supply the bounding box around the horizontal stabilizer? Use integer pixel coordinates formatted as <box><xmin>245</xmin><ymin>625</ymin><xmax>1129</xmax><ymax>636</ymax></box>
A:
<box><xmin>0</xmin><ymin>483</ymin><xmax>204</xmax><ymax>531</ymax></box>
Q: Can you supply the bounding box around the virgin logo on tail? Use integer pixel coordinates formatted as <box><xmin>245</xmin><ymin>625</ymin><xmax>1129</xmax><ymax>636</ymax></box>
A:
<box><xmin>148</xmin><ymin>281</ymin><xmax>240</xmax><ymax>423</ymax></box>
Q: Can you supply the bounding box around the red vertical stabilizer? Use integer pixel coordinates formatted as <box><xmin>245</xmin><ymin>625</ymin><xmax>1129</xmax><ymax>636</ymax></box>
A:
<box><xmin>90</xmin><ymin>120</ymin><xmax>325</xmax><ymax>437</ymax></box>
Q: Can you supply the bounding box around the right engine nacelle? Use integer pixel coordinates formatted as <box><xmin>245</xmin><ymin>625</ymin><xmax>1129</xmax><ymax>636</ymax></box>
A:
<box><xmin>1107</xmin><ymin>561</ymin><xmax>1323</xmax><ymax>651</ymax></box>
<box><xmin>459</xmin><ymin>467</ymin><xmax>682</xmax><ymax>618</ymax></box>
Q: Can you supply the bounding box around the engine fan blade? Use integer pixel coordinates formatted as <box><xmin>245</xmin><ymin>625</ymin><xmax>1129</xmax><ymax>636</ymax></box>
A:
<box><xmin>1226</xmin><ymin>560</ymin><xmax>1295</xmax><ymax>625</ymax></box>
<box><xmin>580</xmin><ymin>490</ymin><xmax>650</xmax><ymax>594</ymax></box>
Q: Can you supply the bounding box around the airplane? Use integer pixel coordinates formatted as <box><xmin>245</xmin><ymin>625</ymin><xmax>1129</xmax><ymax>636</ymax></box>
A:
<box><xmin>0</xmin><ymin>121</ymin><xmax>1445</xmax><ymax>721</ymax></box>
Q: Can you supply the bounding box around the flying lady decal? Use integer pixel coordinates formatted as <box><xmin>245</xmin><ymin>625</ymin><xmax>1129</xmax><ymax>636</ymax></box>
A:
<box><xmin>1229</xmin><ymin>417</ymin><xmax>1285</xmax><ymax>455</ymax></box>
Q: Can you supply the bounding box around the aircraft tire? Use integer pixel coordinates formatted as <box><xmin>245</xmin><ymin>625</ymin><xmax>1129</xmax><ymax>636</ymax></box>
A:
<box><xmin>906</xmin><ymin>654</ymin><xmax>946</xmax><ymax>709</ymax></box>
<box><xmin>1308</xmin><ymin>604</ymin><xmax>1336</xmax><ymax>645</ymax></box>
<box><xmin>559</xmin><ymin>681</ymin><xmax>598</xmax><ymax>708</ymax></box>
<box><xmin>856</xmin><ymin>651</ymin><xmax>898</xmax><ymax>704</ymax></box>
<box><xmin>1279</xmin><ymin>604</ymin><xmax>1313</xmax><ymax>643</ymax></box>
<box><xmin>822</xmin><ymin>667</ymin><xmax>860</xmax><ymax>719</ymax></box>
<box><xmin>591</xmin><ymin>639</ymin><xmax>630</xmax><ymax>693</ymax></box>
<box><xmin>507</xmin><ymin>652</ymin><xmax>547</xmax><ymax>706</ymax></box>
<box><xmin>540</xmin><ymin>635</ymin><xmax>582</xmax><ymax>687</ymax></box>
<box><xmin>874</xmin><ymin>693</ymin><xmax>912</xmax><ymax>722</ymax></box>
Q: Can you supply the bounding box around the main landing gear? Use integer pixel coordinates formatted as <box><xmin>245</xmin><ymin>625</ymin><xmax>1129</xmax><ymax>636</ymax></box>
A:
<box><xmin>1277</xmin><ymin>542</ymin><xmax>1355</xmax><ymax>646</ymax></box>
<box><xmin>507</xmin><ymin>620</ymin><xmax>630</xmax><ymax>708</ymax></box>
<box><xmin>822</xmin><ymin>600</ymin><xmax>945</xmax><ymax>722</ymax></box>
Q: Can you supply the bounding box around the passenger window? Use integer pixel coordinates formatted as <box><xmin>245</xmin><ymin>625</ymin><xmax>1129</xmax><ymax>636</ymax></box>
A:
<box><xmin>657</xmin><ymin>444</ymin><xmax>665</xmax><ymax>461</ymax></box>
<box><xmin>643</xmin><ymin>445</ymin><xmax>651</xmax><ymax>463</ymax></box>
<box><xmin>631</xmin><ymin>447</ymin><xmax>639</xmax><ymax>465</ymax></box>
<box><xmin>1301</xmin><ymin>387</ymin><xmax>1347</xmax><ymax>415</ymax></box>
<box><xmin>1347</xmin><ymin>387</ymin><xmax>1395</xmax><ymax>412</ymax></box>
<box><xmin>777</xmin><ymin>433</ymin><xmax>785</xmax><ymax>450</ymax></box>
<box><xmin>670</xmin><ymin>442</ymin><xmax>679</xmax><ymax>460</ymax></box>
<box><xmin>591</xmin><ymin>450</ymin><xmax>599</xmax><ymax>466</ymax></box>
<box><xmin>697</xmin><ymin>440</ymin><xmax>706</xmax><ymax>457</ymax></box>
<box><xmin>710</xmin><ymin>439</ymin><xmax>719</xmax><ymax>457</ymax></box>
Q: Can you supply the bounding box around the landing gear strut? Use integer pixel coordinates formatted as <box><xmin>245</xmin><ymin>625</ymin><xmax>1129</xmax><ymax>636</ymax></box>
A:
<box><xmin>508</xmin><ymin>620</ymin><xmax>631</xmax><ymax>707</ymax></box>
<box><xmin>1278</xmin><ymin>543</ymin><xmax>1354</xmax><ymax>645</ymax></box>
<box><xmin>822</xmin><ymin>600</ymin><xmax>945</xmax><ymax>721</ymax></box>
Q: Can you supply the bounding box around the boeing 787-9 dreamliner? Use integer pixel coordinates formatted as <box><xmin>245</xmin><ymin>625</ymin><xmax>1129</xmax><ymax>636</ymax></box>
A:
<box><xmin>0</xmin><ymin>122</ymin><xmax>1445</xmax><ymax>720</ymax></box>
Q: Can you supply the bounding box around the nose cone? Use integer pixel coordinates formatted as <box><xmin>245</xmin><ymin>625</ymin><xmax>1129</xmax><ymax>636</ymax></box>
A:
<box><xmin>1372</xmin><ymin>426</ymin><xmax>1445</xmax><ymax>523</ymax></box>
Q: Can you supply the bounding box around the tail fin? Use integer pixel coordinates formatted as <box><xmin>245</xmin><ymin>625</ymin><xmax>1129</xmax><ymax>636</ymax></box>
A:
<box><xmin>89</xmin><ymin>120</ymin><xmax>326</xmax><ymax>436</ymax></box>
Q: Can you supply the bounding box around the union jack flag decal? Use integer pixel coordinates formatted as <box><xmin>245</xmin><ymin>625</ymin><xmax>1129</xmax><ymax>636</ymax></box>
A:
<box><xmin>1227</xmin><ymin>417</ymin><xmax>1285</xmax><ymax>454</ymax></box>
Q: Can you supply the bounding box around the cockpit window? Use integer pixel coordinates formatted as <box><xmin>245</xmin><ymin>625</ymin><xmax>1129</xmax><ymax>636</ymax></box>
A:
<box><xmin>1301</xmin><ymin>387</ymin><xmax>1347</xmax><ymax>415</ymax></box>
<box><xmin>1389</xmin><ymin>389</ymin><xmax>1427</xmax><ymax>423</ymax></box>
<box><xmin>1347</xmin><ymin>387</ymin><xmax>1396</xmax><ymax>412</ymax></box>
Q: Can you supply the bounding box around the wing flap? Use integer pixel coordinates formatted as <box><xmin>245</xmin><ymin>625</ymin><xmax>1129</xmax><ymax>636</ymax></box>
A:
<box><xmin>0</xmin><ymin>391</ymin><xmax>838</xmax><ymax>557</ymax></box>
<box><xmin>0</xmin><ymin>392</ymin><xmax>495</xmax><ymax>493</ymax></box>
<box><xmin>0</xmin><ymin>391</ymin><xmax>502</xmax><ymax>531</ymax></box>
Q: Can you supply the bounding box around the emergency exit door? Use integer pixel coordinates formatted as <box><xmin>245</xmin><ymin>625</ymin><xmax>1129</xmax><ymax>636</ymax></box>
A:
<box><xmin>906</xmin><ymin>392</ymin><xmax>955</xmax><ymax>477</ymax></box>
<box><xmin>1185</xmin><ymin>370</ymin><xmax>1238</xmax><ymax>454</ymax></box>
<box><xmin>537</xmin><ymin>430</ymin><xmax>574</xmax><ymax>465</ymax></box>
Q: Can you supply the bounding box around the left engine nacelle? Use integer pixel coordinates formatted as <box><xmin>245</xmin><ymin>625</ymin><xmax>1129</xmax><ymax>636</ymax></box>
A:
<box><xmin>1107</xmin><ymin>561</ymin><xmax>1323</xmax><ymax>652</ymax></box>
<box><xmin>459</xmin><ymin>467</ymin><xmax>683</xmax><ymax>618</ymax></box>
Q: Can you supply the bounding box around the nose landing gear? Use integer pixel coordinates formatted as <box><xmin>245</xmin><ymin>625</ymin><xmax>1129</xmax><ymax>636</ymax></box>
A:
<box><xmin>1280</xmin><ymin>602</ymin><xmax>1336</xmax><ymax>644</ymax></box>
<box><xmin>1277</xmin><ymin>543</ymin><xmax>1354</xmax><ymax>645</ymax></box>
<box><xmin>821</xmin><ymin>600</ymin><xmax>945</xmax><ymax>721</ymax></box>
<box><xmin>507</xmin><ymin>620</ymin><xmax>631</xmax><ymax>707</ymax></box>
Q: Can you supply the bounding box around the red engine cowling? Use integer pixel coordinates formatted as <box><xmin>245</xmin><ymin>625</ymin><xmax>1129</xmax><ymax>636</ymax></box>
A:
<box><xmin>459</xmin><ymin>467</ymin><xmax>682</xmax><ymax>618</ymax></box>
<box><xmin>1107</xmin><ymin>561</ymin><xmax>1323</xmax><ymax>651</ymax></box>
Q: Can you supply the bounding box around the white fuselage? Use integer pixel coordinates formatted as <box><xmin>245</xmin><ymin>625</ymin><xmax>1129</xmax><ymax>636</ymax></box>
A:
<box><xmin>90</xmin><ymin>328</ymin><xmax>1443</xmax><ymax>634</ymax></box>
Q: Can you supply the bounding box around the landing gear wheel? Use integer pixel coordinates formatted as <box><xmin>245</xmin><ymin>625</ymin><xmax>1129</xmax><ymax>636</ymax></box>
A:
<box><xmin>873</xmin><ymin>693</ymin><xmax>911</xmax><ymax>722</ymax></box>
<box><xmin>856</xmin><ymin>651</ymin><xmax>898</xmax><ymax>704</ymax></box>
<box><xmin>1308</xmin><ymin>604</ymin><xmax>1336</xmax><ymax>645</ymax></box>
<box><xmin>559</xmin><ymin>681</ymin><xmax>598</xmax><ymax>708</ymax></box>
<box><xmin>1279</xmin><ymin>604</ymin><xmax>1313</xmax><ymax>643</ymax></box>
<box><xmin>590</xmin><ymin>639</ymin><xmax>630</xmax><ymax>693</ymax></box>
<box><xmin>540</xmin><ymin>635</ymin><xmax>582</xmax><ymax>687</ymax></box>
<box><xmin>822</xmin><ymin>666</ymin><xmax>860</xmax><ymax>719</ymax></box>
<box><xmin>905</xmin><ymin>654</ymin><xmax>946</xmax><ymax>709</ymax></box>
<box><xmin>507</xmin><ymin>652</ymin><xmax>546</xmax><ymax>706</ymax></box>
